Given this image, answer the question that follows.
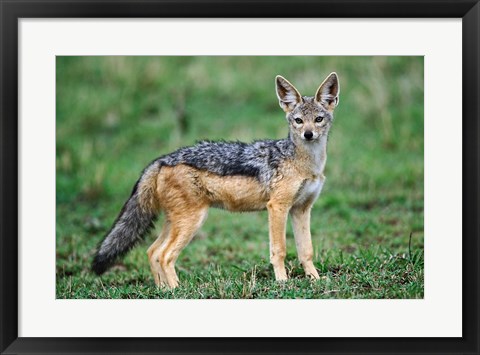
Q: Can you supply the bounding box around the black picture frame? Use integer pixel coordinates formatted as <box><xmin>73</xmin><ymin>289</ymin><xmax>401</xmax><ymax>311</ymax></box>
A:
<box><xmin>1</xmin><ymin>1</ymin><xmax>479</xmax><ymax>354</ymax></box>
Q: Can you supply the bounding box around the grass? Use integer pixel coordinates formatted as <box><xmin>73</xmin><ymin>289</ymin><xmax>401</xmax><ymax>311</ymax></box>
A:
<box><xmin>56</xmin><ymin>56</ymin><xmax>424</xmax><ymax>299</ymax></box>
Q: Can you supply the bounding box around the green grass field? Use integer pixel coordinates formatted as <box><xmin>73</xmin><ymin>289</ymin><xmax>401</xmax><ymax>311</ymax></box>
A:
<box><xmin>56</xmin><ymin>56</ymin><xmax>424</xmax><ymax>299</ymax></box>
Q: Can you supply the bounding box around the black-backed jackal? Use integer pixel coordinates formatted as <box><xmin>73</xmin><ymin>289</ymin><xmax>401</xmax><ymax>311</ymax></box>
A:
<box><xmin>92</xmin><ymin>73</ymin><xmax>340</xmax><ymax>288</ymax></box>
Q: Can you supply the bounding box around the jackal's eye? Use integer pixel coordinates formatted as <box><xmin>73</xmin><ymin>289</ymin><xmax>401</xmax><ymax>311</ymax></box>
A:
<box><xmin>294</xmin><ymin>118</ymin><xmax>303</xmax><ymax>124</ymax></box>
<box><xmin>315</xmin><ymin>116</ymin><xmax>324</xmax><ymax>123</ymax></box>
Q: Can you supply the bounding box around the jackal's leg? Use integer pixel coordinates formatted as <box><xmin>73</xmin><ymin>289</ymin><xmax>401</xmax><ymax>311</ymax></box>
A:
<box><xmin>147</xmin><ymin>221</ymin><xmax>171</xmax><ymax>286</ymax></box>
<box><xmin>151</xmin><ymin>207</ymin><xmax>208</xmax><ymax>288</ymax></box>
<box><xmin>290</xmin><ymin>206</ymin><xmax>320</xmax><ymax>280</ymax></box>
<box><xmin>267</xmin><ymin>202</ymin><xmax>289</xmax><ymax>281</ymax></box>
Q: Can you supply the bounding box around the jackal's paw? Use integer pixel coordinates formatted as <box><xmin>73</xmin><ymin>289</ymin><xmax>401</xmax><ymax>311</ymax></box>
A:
<box><xmin>167</xmin><ymin>279</ymin><xmax>179</xmax><ymax>289</ymax></box>
<box><xmin>154</xmin><ymin>278</ymin><xmax>179</xmax><ymax>289</ymax></box>
<box><xmin>156</xmin><ymin>282</ymin><xmax>179</xmax><ymax>290</ymax></box>
<box><xmin>274</xmin><ymin>271</ymin><xmax>288</xmax><ymax>281</ymax></box>
<box><xmin>306</xmin><ymin>269</ymin><xmax>320</xmax><ymax>280</ymax></box>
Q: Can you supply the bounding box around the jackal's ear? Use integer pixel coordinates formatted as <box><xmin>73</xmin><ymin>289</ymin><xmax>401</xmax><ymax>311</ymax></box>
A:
<box><xmin>315</xmin><ymin>72</ymin><xmax>340</xmax><ymax>111</ymax></box>
<box><xmin>276</xmin><ymin>75</ymin><xmax>303</xmax><ymax>113</ymax></box>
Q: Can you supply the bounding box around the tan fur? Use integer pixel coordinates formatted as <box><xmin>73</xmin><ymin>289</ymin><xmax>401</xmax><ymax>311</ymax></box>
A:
<box><xmin>137</xmin><ymin>167</ymin><xmax>161</xmax><ymax>214</ymax></box>
<box><xmin>147</xmin><ymin>158</ymin><xmax>325</xmax><ymax>288</ymax></box>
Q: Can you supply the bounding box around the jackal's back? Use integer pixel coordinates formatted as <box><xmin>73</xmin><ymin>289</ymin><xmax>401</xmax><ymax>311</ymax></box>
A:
<box><xmin>157</xmin><ymin>139</ymin><xmax>295</xmax><ymax>185</ymax></box>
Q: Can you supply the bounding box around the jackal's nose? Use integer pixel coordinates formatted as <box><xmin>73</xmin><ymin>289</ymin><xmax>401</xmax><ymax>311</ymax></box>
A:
<box><xmin>304</xmin><ymin>131</ymin><xmax>313</xmax><ymax>140</ymax></box>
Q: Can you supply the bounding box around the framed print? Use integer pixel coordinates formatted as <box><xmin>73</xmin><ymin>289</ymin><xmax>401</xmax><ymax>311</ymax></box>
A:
<box><xmin>1</xmin><ymin>1</ymin><xmax>479</xmax><ymax>354</ymax></box>
<box><xmin>54</xmin><ymin>55</ymin><xmax>425</xmax><ymax>299</ymax></box>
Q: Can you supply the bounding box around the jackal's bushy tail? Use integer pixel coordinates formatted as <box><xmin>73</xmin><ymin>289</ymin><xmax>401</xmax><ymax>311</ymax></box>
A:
<box><xmin>92</xmin><ymin>163</ymin><xmax>161</xmax><ymax>275</ymax></box>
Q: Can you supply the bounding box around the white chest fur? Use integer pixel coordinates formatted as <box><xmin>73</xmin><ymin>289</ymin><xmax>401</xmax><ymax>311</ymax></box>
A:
<box><xmin>294</xmin><ymin>176</ymin><xmax>325</xmax><ymax>207</ymax></box>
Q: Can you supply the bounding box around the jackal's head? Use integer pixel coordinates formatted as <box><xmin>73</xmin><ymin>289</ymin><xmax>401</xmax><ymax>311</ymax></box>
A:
<box><xmin>275</xmin><ymin>73</ymin><xmax>340</xmax><ymax>143</ymax></box>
